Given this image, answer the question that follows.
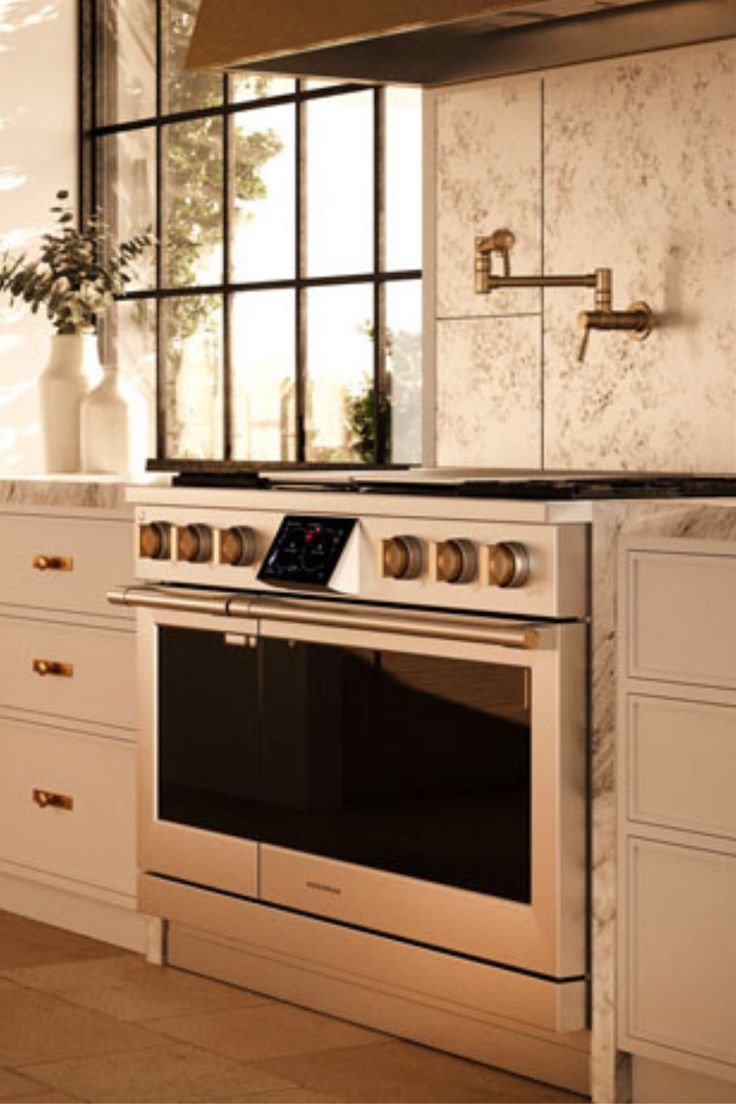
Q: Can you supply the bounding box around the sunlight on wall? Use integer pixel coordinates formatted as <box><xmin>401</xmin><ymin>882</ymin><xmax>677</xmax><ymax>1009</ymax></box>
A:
<box><xmin>0</xmin><ymin>0</ymin><xmax>75</xmax><ymax>473</ymax></box>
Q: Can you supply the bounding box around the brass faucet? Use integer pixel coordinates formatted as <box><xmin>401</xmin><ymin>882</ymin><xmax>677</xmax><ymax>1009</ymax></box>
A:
<box><xmin>474</xmin><ymin>230</ymin><xmax>653</xmax><ymax>361</ymax></box>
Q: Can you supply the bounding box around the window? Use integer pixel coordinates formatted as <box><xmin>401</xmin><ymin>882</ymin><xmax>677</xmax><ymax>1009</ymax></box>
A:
<box><xmin>81</xmin><ymin>0</ymin><xmax>423</xmax><ymax>467</ymax></box>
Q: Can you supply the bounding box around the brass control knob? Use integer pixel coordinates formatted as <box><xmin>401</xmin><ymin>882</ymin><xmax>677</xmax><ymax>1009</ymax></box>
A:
<box><xmin>488</xmin><ymin>542</ymin><xmax>530</xmax><ymax>588</ymax></box>
<box><xmin>177</xmin><ymin>524</ymin><xmax>213</xmax><ymax>564</ymax></box>
<box><xmin>139</xmin><ymin>522</ymin><xmax>171</xmax><ymax>561</ymax></box>
<box><xmin>437</xmin><ymin>538</ymin><xmax>477</xmax><ymax>584</ymax></box>
<box><xmin>383</xmin><ymin>536</ymin><xmax>422</xmax><ymax>580</ymax></box>
<box><xmin>220</xmin><ymin>525</ymin><xmax>257</xmax><ymax>567</ymax></box>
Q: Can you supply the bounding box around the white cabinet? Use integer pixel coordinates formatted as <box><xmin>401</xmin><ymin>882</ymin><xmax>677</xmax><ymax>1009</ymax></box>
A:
<box><xmin>0</xmin><ymin>615</ymin><xmax>136</xmax><ymax>729</ymax></box>
<box><xmin>0</xmin><ymin>719</ymin><xmax>136</xmax><ymax>895</ymax></box>
<box><xmin>0</xmin><ymin>513</ymin><xmax>135</xmax><ymax>620</ymax></box>
<box><xmin>626</xmin><ymin>838</ymin><xmax>736</xmax><ymax>1066</ymax></box>
<box><xmin>0</xmin><ymin>503</ymin><xmax>148</xmax><ymax>952</ymax></box>
<box><xmin>619</xmin><ymin>537</ymin><xmax>736</xmax><ymax>1090</ymax></box>
<box><xmin>627</xmin><ymin>695</ymin><xmax>736</xmax><ymax>839</ymax></box>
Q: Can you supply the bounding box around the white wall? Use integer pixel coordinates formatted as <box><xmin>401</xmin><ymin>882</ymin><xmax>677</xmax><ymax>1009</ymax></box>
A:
<box><xmin>433</xmin><ymin>39</ymin><xmax>736</xmax><ymax>473</ymax></box>
<box><xmin>0</xmin><ymin>0</ymin><xmax>77</xmax><ymax>472</ymax></box>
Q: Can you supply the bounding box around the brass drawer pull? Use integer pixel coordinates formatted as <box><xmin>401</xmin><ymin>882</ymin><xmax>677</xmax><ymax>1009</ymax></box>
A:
<box><xmin>32</xmin><ymin>788</ymin><xmax>74</xmax><ymax>811</ymax></box>
<box><xmin>33</xmin><ymin>555</ymin><xmax>74</xmax><ymax>572</ymax></box>
<box><xmin>33</xmin><ymin>659</ymin><xmax>74</xmax><ymax>678</ymax></box>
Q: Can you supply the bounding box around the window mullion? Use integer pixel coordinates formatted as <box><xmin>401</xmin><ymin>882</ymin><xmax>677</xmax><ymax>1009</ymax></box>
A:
<box><xmin>79</xmin><ymin>0</ymin><xmax>96</xmax><ymax>226</ymax></box>
<box><xmin>373</xmin><ymin>86</ymin><xmax>387</xmax><ymax>465</ymax></box>
<box><xmin>295</xmin><ymin>84</ymin><xmax>307</xmax><ymax>463</ymax></box>
<box><xmin>222</xmin><ymin>73</ymin><xmax>233</xmax><ymax>461</ymax></box>
<box><xmin>155</xmin><ymin>0</ymin><xmax>165</xmax><ymax>459</ymax></box>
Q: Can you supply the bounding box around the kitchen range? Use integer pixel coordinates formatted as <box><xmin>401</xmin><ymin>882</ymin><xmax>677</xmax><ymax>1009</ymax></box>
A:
<box><xmin>108</xmin><ymin>468</ymin><xmax>736</xmax><ymax>1094</ymax></box>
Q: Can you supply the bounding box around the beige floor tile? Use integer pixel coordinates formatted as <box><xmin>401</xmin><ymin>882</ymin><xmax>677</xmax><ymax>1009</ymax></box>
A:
<box><xmin>218</xmin><ymin>1090</ymin><xmax>341</xmax><ymax>1103</ymax></box>
<box><xmin>0</xmin><ymin>988</ymin><xmax>162</xmax><ymax>1066</ymax></box>
<box><xmin>6</xmin><ymin>955</ymin><xmax>271</xmax><ymax>1022</ymax></box>
<box><xmin>0</xmin><ymin>914</ymin><xmax>585</xmax><ymax>1104</ymax></box>
<box><xmin>12</xmin><ymin>1092</ymin><xmax>84</xmax><ymax>1103</ymax></box>
<box><xmin>147</xmin><ymin>1001</ymin><xmax>385</xmax><ymax>1064</ymax></box>
<box><xmin>0</xmin><ymin>1066</ymin><xmax>56</xmax><ymax>1102</ymax></box>
<box><xmin>21</xmin><ymin>1042</ymin><xmax>300</xmax><ymax>1103</ymax></box>
<box><xmin>250</xmin><ymin>1039</ymin><xmax>587</xmax><ymax>1104</ymax></box>
<box><xmin>0</xmin><ymin>912</ymin><xmax>129</xmax><ymax>971</ymax></box>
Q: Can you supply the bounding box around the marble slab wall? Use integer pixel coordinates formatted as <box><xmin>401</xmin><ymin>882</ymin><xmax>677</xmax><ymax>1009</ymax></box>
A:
<box><xmin>433</xmin><ymin>40</ymin><xmax>736</xmax><ymax>471</ymax></box>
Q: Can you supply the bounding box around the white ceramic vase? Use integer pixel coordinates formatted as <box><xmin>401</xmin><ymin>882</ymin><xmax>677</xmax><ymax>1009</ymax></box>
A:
<box><xmin>80</xmin><ymin>363</ymin><xmax>148</xmax><ymax>476</ymax></box>
<box><xmin>38</xmin><ymin>331</ymin><xmax>102</xmax><ymax>473</ymax></box>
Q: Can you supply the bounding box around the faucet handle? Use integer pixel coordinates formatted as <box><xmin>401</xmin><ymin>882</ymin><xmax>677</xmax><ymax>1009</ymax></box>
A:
<box><xmin>577</xmin><ymin>311</ymin><xmax>592</xmax><ymax>362</ymax></box>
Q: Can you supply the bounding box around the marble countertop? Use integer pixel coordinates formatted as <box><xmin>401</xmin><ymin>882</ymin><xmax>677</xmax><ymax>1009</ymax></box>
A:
<box><xmin>0</xmin><ymin>474</ymin><xmax>140</xmax><ymax>512</ymax></box>
<box><xmin>0</xmin><ymin>471</ymin><xmax>734</xmax><ymax>520</ymax></box>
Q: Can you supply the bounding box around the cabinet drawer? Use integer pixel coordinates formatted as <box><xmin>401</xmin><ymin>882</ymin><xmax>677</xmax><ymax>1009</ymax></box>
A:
<box><xmin>0</xmin><ymin>617</ymin><xmax>135</xmax><ymax>730</ymax></box>
<box><xmin>627</xmin><ymin>550</ymin><xmax>736</xmax><ymax>689</ymax></box>
<box><xmin>624</xmin><ymin>838</ymin><xmax>736</xmax><ymax>1067</ymax></box>
<box><xmin>0</xmin><ymin>719</ymin><xmax>136</xmax><ymax>896</ymax></box>
<box><xmin>628</xmin><ymin>696</ymin><xmax>736</xmax><ymax>839</ymax></box>
<box><xmin>0</xmin><ymin>514</ymin><xmax>133</xmax><ymax>618</ymax></box>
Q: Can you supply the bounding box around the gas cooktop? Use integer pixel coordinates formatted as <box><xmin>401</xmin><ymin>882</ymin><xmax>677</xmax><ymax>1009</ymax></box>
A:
<box><xmin>169</xmin><ymin>466</ymin><xmax>736</xmax><ymax>501</ymax></box>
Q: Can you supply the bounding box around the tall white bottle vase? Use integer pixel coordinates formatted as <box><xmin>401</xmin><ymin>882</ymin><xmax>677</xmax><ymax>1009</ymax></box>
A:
<box><xmin>38</xmin><ymin>332</ymin><xmax>102</xmax><ymax>473</ymax></box>
<box><xmin>81</xmin><ymin>363</ymin><xmax>148</xmax><ymax>476</ymax></box>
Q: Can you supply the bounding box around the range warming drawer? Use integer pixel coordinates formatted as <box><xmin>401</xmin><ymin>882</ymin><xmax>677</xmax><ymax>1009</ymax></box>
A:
<box><xmin>139</xmin><ymin>872</ymin><xmax>587</xmax><ymax>1035</ymax></box>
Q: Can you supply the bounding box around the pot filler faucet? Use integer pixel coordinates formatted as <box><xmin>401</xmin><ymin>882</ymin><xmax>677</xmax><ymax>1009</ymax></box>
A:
<box><xmin>474</xmin><ymin>229</ymin><xmax>653</xmax><ymax>362</ymax></box>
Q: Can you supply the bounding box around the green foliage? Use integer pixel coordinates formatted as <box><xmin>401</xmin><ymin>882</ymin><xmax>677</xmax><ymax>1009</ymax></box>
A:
<box><xmin>346</xmin><ymin>375</ymin><xmax>390</xmax><ymax>464</ymax></box>
<box><xmin>165</xmin><ymin>115</ymin><xmax>282</xmax><ymax>339</ymax></box>
<box><xmin>346</xmin><ymin>320</ymin><xmax>422</xmax><ymax>463</ymax></box>
<box><xmin>0</xmin><ymin>191</ymin><xmax>153</xmax><ymax>335</ymax></box>
<box><xmin>164</xmin><ymin>0</ymin><xmax>284</xmax><ymax>340</ymax></box>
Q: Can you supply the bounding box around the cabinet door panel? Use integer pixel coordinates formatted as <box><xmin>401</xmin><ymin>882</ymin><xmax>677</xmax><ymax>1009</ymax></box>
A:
<box><xmin>625</xmin><ymin>838</ymin><xmax>736</xmax><ymax>1067</ymax></box>
<box><xmin>0</xmin><ymin>719</ymin><xmax>136</xmax><ymax>895</ymax></box>
<box><xmin>0</xmin><ymin>616</ymin><xmax>135</xmax><ymax>730</ymax></box>
<box><xmin>0</xmin><ymin>515</ymin><xmax>133</xmax><ymax>619</ymax></box>
<box><xmin>627</xmin><ymin>551</ymin><xmax>736</xmax><ymax>689</ymax></box>
<box><xmin>629</xmin><ymin>696</ymin><xmax>736</xmax><ymax>840</ymax></box>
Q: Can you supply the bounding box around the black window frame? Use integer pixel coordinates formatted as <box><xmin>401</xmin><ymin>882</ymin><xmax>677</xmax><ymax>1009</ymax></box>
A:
<box><xmin>79</xmin><ymin>0</ymin><xmax>422</xmax><ymax>470</ymax></box>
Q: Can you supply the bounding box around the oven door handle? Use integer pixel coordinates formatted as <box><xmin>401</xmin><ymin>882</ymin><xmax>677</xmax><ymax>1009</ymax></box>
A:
<box><xmin>107</xmin><ymin>585</ymin><xmax>236</xmax><ymax>617</ymax></box>
<box><xmin>232</xmin><ymin>595</ymin><xmax>544</xmax><ymax>650</ymax></box>
<box><xmin>107</xmin><ymin>585</ymin><xmax>544</xmax><ymax>650</ymax></box>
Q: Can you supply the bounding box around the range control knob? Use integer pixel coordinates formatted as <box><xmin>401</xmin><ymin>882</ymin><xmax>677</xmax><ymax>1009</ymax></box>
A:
<box><xmin>437</xmin><ymin>538</ymin><xmax>477</xmax><ymax>585</ymax></box>
<box><xmin>220</xmin><ymin>526</ymin><xmax>257</xmax><ymax>567</ymax></box>
<box><xmin>488</xmin><ymin>542</ymin><xmax>530</xmax><ymax>588</ymax></box>
<box><xmin>383</xmin><ymin>536</ymin><xmax>423</xmax><ymax>580</ymax></box>
<box><xmin>139</xmin><ymin>522</ymin><xmax>171</xmax><ymax>561</ymax></box>
<box><xmin>177</xmin><ymin>524</ymin><xmax>213</xmax><ymax>564</ymax></box>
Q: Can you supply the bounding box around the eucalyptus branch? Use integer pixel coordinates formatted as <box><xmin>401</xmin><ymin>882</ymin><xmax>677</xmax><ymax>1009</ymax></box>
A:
<box><xmin>0</xmin><ymin>191</ymin><xmax>154</xmax><ymax>335</ymax></box>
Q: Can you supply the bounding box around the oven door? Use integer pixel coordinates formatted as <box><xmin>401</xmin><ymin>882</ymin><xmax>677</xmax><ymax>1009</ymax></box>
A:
<box><xmin>133</xmin><ymin>589</ymin><xmax>586</xmax><ymax>980</ymax></box>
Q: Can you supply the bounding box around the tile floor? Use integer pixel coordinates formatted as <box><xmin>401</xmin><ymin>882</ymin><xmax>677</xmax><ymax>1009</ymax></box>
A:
<box><xmin>0</xmin><ymin>911</ymin><xmax>588</xmax><ymax>1103</ymax></box>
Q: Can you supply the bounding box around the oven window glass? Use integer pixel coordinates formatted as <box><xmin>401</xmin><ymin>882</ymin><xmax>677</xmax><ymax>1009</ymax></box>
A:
<box><xmin>158</xmin><ymin>628</ymin><xmax>531</xmax><ymax>902</ymax></box>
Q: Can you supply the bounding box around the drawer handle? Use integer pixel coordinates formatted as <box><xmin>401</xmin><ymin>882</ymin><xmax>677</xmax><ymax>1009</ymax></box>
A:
<box><xmin>33</xmin><ymin>659</ymin><xmax>74</xmax><ymax>678</ymax></box>
<box><xmin>32</xmin><ymin>788</ymin><xmax>74</xmax><ymax>811</ymax></box>
<box><xmin>33</xmin><ymin>555</ymin><xmax>74</xmax><ymax>572</ymax></box>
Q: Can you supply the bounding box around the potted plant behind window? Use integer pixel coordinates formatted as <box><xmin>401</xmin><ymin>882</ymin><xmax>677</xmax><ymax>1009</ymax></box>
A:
<box><xmin>0</xmin><ymin>191</ymin><xmax>153</xmax><ymax>472</ymax></box>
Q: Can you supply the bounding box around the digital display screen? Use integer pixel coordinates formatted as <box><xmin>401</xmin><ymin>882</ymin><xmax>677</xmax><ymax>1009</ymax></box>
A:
<box><xmin>258</xmin><ymin>515</ymin><xmax>357</xmax><ymax>588</ymax></box>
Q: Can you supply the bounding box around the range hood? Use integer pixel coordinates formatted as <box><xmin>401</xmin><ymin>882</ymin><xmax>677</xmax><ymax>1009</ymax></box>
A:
<box><xmin>186</xmin><ymin>0</ymin><xmax>736</xmax><ymax>85</ymax></box>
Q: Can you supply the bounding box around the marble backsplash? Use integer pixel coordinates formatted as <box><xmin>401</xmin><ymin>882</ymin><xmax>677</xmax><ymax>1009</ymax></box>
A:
<box><xmin>433</xmin><ymin>39</ymin><xmax>736</xmax><ymax>472</ymax></box>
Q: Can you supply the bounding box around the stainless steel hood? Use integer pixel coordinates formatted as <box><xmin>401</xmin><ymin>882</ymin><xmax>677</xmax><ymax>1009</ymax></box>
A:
<box><xmin>186</xmin><ymin>0</ymin><xmax>736</xmax><ymax>85</ymax></box>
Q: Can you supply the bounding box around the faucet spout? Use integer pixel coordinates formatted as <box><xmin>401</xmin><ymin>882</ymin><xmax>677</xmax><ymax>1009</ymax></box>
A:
<box><xmin>474</xmin><ymin>229</ymin><xmax>655</xmax><ymax>362</ymax></box>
